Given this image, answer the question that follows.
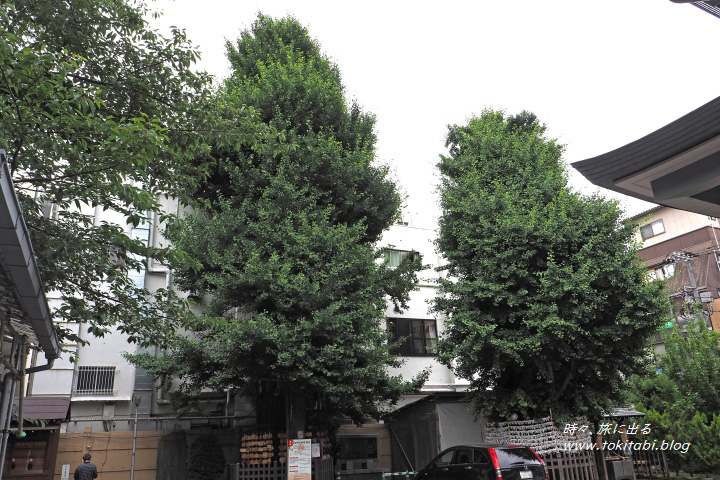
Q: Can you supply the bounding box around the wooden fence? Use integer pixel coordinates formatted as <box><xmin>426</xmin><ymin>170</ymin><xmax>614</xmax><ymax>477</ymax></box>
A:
<box><xmin>544</xmin><ymin>451</ymin><xmax>599</xmax><ymax>480</ymax></box>
<box><xmin>632</xmin><ymin>450</ymin><xmax>668</xmax><ymax>478</ymax></box>
<box><xmin>54</xmin><ymin>430</ymin><xmax>171</xmax><ymax>480</ymax></box>
<box><xmin>229</xmin><ymin>458</ymin><xmax>334</xmax><ymax>480</ymax></box>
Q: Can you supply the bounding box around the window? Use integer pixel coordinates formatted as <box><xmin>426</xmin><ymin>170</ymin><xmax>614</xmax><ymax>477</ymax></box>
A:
<box><xmin>640</xmin><ymin>220</ymin><xmax>665</xmax><ymax>240</ymax></box>
<box><xmin>48</xmin><ymin>203</ymin><xmax>59</xmax><ymax>220</ymax></box>
<box><xmin>436</xmin><ymin>450</ymin><xmax>455</xmax><ymax>465</ymax></box>
<box><xmin>387</xmin><ymin>318</ymin><xmax>438</xmax><ymax>356</ymax></box>
<box><xmin>474</xmin><ymin>449</ymin><xmax>490</xmax><ymax>464</ymax></box>
<box><xmin>454</xmin><ymin>449</ymin><xmax>472</xmax><ymax>464</ymax></box>
<box><xmin>128</xmin><ymin>217</ymin><xmax>151</xmax><ymax>289</ymax></box>
<box><xmin>74</xmin><ymin>366</ymin><xmax>116</xmax><ymax>395</ymax></box>
<box><xmin>336</xmin><ymin>436</ymin><xmax>378</xmax><ymax>461</ymax></box>
<box><xmin>384</xmin><ymin>249</ymin><xmax>419</xmax><ymax>267</ymax></box>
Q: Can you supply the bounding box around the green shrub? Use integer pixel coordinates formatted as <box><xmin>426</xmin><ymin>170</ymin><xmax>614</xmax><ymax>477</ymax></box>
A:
<box><xmin>187</xmin><ymin>434</ymin><xmax>226</xmax><ymax>480</ymax></box>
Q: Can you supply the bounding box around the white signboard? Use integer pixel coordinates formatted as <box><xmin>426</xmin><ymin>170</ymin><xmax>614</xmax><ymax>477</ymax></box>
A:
<box><xmin>61</xmin><ymin>463</ymin><xmax>70</xmax><ymax>480</ymax></box>
<box><xmin>288</xmin><ymin>439</ymin><xmax>312</xmax><ymax>480</ymax></box>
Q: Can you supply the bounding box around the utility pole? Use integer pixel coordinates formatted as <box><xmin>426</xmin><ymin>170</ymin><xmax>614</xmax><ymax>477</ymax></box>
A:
<box><xmin>668</xmin><ymin>250</ymin><xmax>714</xmax><ymax>331</ymax></box>
<box><xmin>670</xmin><ymin>251</ymin><xmax>701</xmax><ymax>304</ymax></box>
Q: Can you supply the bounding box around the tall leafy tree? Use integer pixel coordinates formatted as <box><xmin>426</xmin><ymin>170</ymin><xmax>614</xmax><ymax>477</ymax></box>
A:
<box><xmin>434</xmin><ymin>110</ymin><xmax>669</xmax><ymax>421</ymax></box>
<box><xmin>0</xmin><ymin>0</ymin><xmax>257</xmax><ymax>346</ymax></box>
<box><xmin>131</xmin><ymin>15</ymin><xmax>423</xmax><ymax>431</ymax></box>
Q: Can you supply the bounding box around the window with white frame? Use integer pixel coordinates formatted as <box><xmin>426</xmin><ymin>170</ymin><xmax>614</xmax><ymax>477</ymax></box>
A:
<box><xmin>384</xmin><ymin>249</ymin><xmax>419</xmax><ymax>267</ymax></box>
<box><xmin>74</xmin><ymin>366</ymin><xmax>116</xmax><ymax>395</ymax></box>
<box><xmin>387</xmin><ymin>318</ymin><xmax>438</xmax><ymax>356</ymax></box>
<box><xmin>640</xmin><ymin>220</ymin><xmax>665</xmax><ymax>240</ymax></box>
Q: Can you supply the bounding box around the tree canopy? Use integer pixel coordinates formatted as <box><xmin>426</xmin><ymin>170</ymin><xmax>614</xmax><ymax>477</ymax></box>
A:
<box><xmin>130</xmin><ymin>14</ymin><xmax>424</xmax><ymax>431</ymax></box>
<box><xmin>433</xmin><ymin>110</ymin><xmax>669</xmax><ymax>421</ymax></box>
<box><xmin>0</xmin><ymin>0</ymin><xmax>254</xmax><ymax>346</ymax></box>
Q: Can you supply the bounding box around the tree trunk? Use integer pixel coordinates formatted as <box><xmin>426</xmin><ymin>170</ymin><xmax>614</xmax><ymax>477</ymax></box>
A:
<box><xmin>287</xmin><ymin>386</ymin><xmax>307</xmax><ymax>439</ymax></box>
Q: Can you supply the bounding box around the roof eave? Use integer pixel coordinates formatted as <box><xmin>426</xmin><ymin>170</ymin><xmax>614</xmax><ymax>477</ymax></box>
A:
<box><xmin>0</xmin><ymin>150</ymin><xmax>60</xmax><ymax>360</ymax></box>
<box><xmin>572</xmin><ymin>96</ymin><xmax>720</xmax><ymax>218</ymax></box>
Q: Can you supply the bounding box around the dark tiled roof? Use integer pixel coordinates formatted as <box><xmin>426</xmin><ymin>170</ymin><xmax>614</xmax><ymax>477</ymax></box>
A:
<box><xmin>572</xmin><ymin>96</ymin><xmax>720</xmax><ymax>190</ymax></box>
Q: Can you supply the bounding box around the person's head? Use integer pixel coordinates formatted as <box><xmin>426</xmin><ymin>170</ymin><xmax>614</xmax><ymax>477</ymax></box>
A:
<box><xmin>82</xmin><ymin>453</ymin><xmax>91</xmax><ymax>462</ymax></box>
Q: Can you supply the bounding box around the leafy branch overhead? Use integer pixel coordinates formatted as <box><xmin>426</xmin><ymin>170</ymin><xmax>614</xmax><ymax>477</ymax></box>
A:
<box><xmin>0</xmin><ymin>0</ymin><xmax>260</xmax><ymax>346</ymax></box>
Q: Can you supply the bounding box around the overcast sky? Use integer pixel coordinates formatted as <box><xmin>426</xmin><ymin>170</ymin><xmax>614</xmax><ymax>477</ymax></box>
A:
<box><xmin>149</xmin><ymin>0</ymin><xmax>720</xmax><ymax>228</ymax></box>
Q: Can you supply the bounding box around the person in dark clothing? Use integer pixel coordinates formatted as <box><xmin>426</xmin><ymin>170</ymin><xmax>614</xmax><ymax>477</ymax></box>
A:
<box><xmin>74</xmin><ymin>453</ymin><xmax>98</xmax><ymax>480</ymax></box>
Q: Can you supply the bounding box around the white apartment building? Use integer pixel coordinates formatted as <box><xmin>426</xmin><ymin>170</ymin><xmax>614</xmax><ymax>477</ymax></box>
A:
<box><xmin>28</xmin><ymin>197</ymin><xmax>183</xmax><ymax>434</ymax></box>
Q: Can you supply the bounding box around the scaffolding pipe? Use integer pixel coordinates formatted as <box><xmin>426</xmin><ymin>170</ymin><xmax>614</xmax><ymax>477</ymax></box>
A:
<box><xmin>0</xmin><ymin>374</ymin><xmax>12</xmax><ymax>480</ymax></box>
<box><xmin>130</xmin><ymin>396</ymin><xmax>140</xmax><ymax>480</ymax></box>
<box><xmin>0</xmin><ymin>338</ymin><xmax>21</xmax><ymax>480</ymax></box>
<box><xmin>69</xmin><ymin>414</ymin><xmax>254</xmax><ymax>423</ymax></box>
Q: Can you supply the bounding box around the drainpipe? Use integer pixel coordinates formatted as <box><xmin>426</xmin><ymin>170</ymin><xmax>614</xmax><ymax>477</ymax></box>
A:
<box><xmin>146</xmin><ymin>209</ymin><xmax>173</xmax><ymax>405</ymax></box>
<box><xmin>25</xmin><ymin>348</ymin><xmax>37</xmax><ymax>396</ymax></box>
<box><xmin>147</xmin><ymin>210</ymin><xmax>158</xmax><ymax>272</ymax></box>
<box><xmin>154</xmin><ymin>268</ymin><xmax>172</xmax><ymax>406</ymax></box>
<box><xmin>16</xmin><ymin>338</ymin><xmax>26</xmax><ymax>438</ymax></box>
<box><xmin>26</xmin><ymin>357</ymin><xmax>54</xmax><ymax>374</ymax></box>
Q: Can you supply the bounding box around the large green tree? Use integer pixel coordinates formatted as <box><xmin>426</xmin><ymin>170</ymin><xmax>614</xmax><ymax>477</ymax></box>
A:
<box><xmin>0</xmin><ymin>0</ymin><xmax>253</xmax><ymax>346</ymax></box>
<box><xmin>131</xmin><ymin>15</ymin><xmax>423</xmax><ymax>431</ymax></box>
<box><xmin>434</xmin><ymin>110</ymin><xmax>669</xmax><ymax>421</ymax></box>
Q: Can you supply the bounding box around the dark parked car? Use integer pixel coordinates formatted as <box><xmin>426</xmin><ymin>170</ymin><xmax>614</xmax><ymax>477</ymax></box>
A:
<box><xmin>415</xmin><ymin>444</ymin><xmax>548</xmax><ymax>480</ymax></box>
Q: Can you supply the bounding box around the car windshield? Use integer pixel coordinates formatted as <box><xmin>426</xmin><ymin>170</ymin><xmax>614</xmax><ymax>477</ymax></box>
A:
<box><xmin>494</xmin><ymin>448</ymin><xmax>542</xmax><ymax>467</ymax></box>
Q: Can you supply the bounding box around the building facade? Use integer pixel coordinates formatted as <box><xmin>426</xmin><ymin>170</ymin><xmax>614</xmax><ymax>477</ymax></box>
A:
<box><xmin>632</xmin><ymin>206</ymin><xmax>720</xmax><ymax>351</ymax></box>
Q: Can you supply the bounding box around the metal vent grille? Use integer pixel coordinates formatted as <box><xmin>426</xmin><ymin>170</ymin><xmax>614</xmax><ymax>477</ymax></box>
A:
<box><xmin>74</xmin><ymin>366</ymin><xmax>116</xmax><ymax>395</ymax></box>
